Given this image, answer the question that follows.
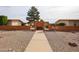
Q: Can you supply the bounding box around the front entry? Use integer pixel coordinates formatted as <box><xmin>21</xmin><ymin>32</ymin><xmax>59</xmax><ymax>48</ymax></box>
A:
<box><xmin>36</xmin><ymin>27</ymin><xmax>43</xmax><ymax>30</ymax></box>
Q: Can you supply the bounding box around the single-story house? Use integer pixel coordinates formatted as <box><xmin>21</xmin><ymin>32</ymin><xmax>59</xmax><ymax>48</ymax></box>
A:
<box><xmin>34</xmin><ymin>21</ymin><xmax>44</xmax><ymax>30</ymax></box>
<box><xmin>56</xmin><ymin>19</ymin><xmax>79</xmax><ymax>26</ymax></box>
<box><xmin>34</xmin><ymin>21</ymin><xmax>53</xmax><ymax>30</ymax></box>
<box><xmin>7</xmin><ymin>19</ymin><xmax>23</xmax><ymax>26</ymax></box>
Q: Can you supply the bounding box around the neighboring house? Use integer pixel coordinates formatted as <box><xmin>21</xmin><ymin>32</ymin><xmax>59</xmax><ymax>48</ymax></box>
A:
<box><xmin>56</xmin><ymin>19</ymin><xmax>79</xmax><ymax>26</ymax></box>
<box><xmin>7</xmin><ymin>19</ymin><xmax>23</xmax><ymax>26</ymax></box>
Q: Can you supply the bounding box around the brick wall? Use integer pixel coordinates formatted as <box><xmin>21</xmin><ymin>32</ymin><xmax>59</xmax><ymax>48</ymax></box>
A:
<box><xmin>48</xmin><ymin>25</ymin><xmax>53</xmax><ymax>30</ymax></box>
<box><xmin>54</xmin><ymin>26</ymin><xmax>79</xmax><ymax>31</ymax></box>
<box><xmin>0</xmin><ymin>26</ymin><xmax>79</xmax><ymax>31</ymax></box>
<box><xmin>0</xmin><ymin>26</ymin><xmax>30</xmax><ymax>30</ymax></box>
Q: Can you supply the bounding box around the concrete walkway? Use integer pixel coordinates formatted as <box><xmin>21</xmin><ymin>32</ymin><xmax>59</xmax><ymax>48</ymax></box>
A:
<box><xmin>25</xmin><ymin>30</ymin><xmax>52</xmax><ymax>52</ymax></box>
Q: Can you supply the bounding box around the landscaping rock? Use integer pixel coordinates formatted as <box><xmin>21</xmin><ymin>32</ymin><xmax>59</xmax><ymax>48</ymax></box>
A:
<box><xmin>68</xmin><ymin>42</ymin><xmax>78</xmax><ymax>47</ymax></box>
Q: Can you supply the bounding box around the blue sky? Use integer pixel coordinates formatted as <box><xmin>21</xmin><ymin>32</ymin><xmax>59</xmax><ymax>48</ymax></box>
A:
<box><xmin>0</xmin><ymin>6</ymin><xmax>79</xmax><ymax>23</ymax></box>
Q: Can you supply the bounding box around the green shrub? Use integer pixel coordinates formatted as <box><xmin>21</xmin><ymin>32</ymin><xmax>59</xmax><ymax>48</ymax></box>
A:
<box><xmin>57</xmin><ymin>23</ymin><xmax>65</xmax><ymax>26</ymax></box>
<box><xmin>51</xmin><ymin>24</ymin><xmax>55</xmax><ymax>26</ymax></box>
<box><xmin>0</xmin><ymin>15</ymin><xmax>8</xmax><ymax>25</ymax></box>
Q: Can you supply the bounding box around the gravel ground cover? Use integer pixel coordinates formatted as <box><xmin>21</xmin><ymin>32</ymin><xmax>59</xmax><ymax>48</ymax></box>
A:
<box><xmin>45</xmin><ymin>31</ymin><xmax>79</xmax><ymax>52</ymax></box>
<box><xmin>0</xmin><ymin>30</ymin><xmax>34</xmax><ymax>52</ymax></box>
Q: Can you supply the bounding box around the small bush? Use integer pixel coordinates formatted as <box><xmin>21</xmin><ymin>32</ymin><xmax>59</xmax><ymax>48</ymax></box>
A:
<box><xmin>45</xmin><ymin>26</ymin><xmax>48</xmax><ymax>28</ymax></box>
<box><xmin>57</xmin><ymin>23</ymin><xmax>65</xmax><ymax>26</ymax></box>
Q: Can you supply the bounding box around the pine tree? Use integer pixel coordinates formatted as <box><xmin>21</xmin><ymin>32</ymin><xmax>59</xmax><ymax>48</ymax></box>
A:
<box><xmin>26</xmin><ymin>6</ymin><xmax>40</xmax><ymax>22</ymax></box>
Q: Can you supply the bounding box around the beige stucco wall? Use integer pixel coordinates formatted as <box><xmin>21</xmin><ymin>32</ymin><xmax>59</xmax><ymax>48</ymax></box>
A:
<box><xmin>69</xmin><ymin>21</ymin><xmax>79</xmax><ymax>26</ymax></box>
<box><xmin>56</xmin><ymin>20</ymin><xmax>79</xmax><ymax>26</ymax></box>
<box><xmin>8</xmin><ymin>21</ymin><xmax>22</xmax><ymax>26</ymax></box>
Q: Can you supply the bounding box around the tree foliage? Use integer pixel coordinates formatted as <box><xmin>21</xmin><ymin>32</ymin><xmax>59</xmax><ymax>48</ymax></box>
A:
<box><xmin>0</xmin><ymin>15</ymin><xmax>8</xmax><ymax>25</ymax></box>
<box><xmin>26</xmin><ymin>6</ymin><xmax>40</xmax><ymax>22</ymax></box>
